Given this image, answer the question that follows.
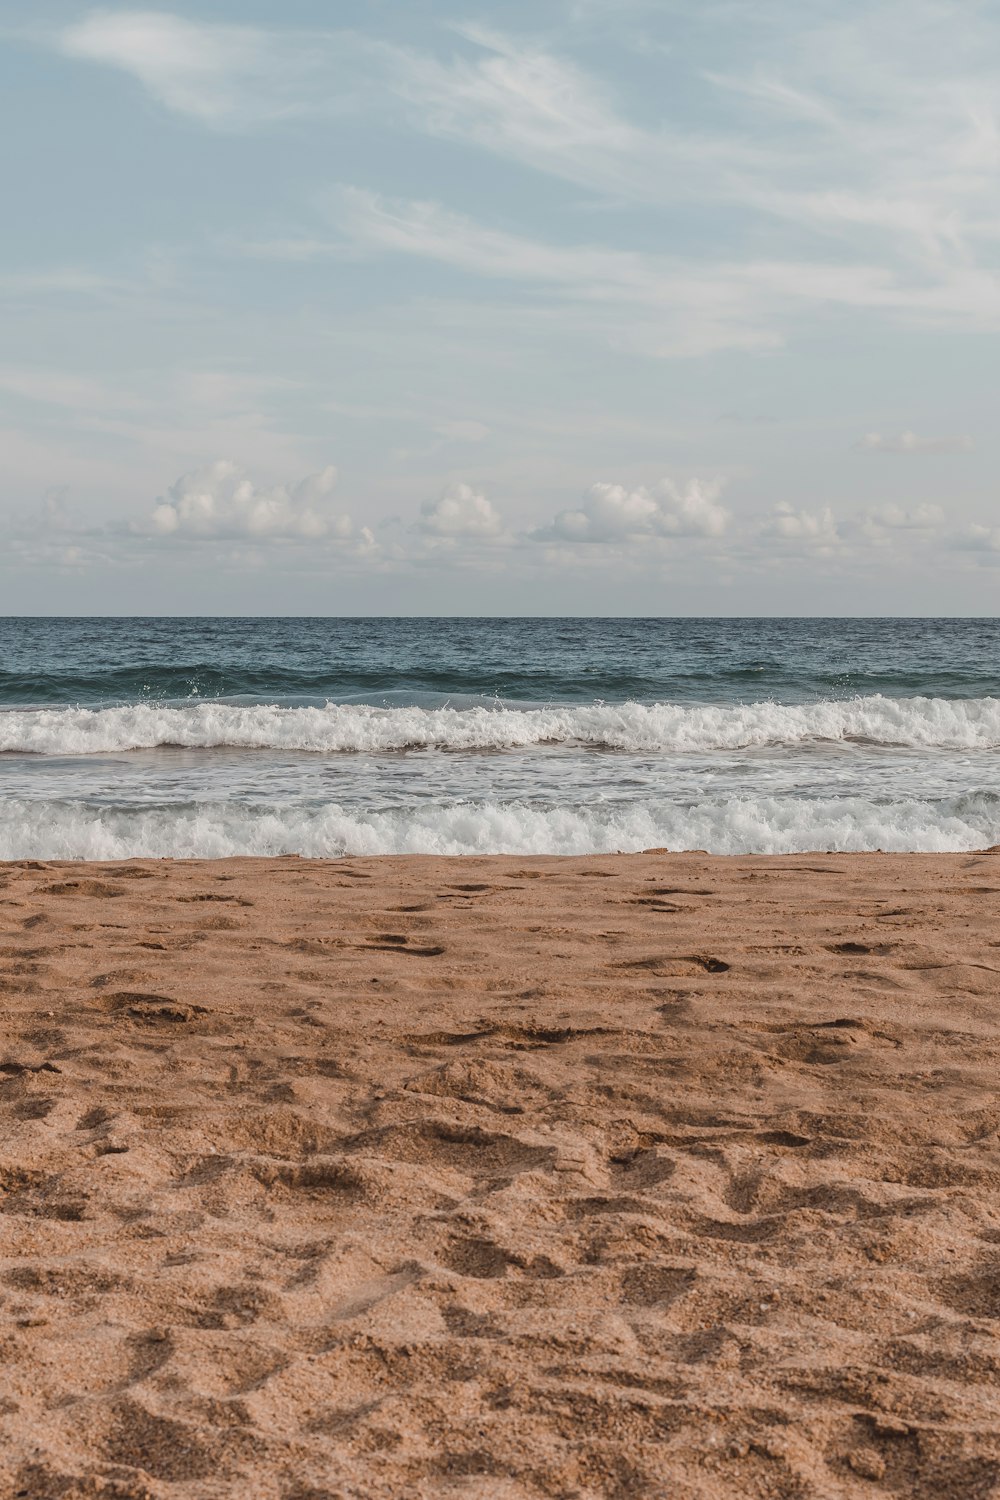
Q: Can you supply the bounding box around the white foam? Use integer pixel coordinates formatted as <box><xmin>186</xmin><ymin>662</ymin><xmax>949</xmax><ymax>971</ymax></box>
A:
<box><xmin>0</xmin><ymin>794</ymin><xmax>996</xmax><ymax>859</ymax></box>
<box><xmin>3</xmin><ymin>694</ymin><xmax>1000</xmax><ymax>755</ymax></box>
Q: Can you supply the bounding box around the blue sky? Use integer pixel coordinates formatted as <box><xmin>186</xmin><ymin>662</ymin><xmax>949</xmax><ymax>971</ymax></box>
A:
<box><xmin>1</xmin><ymin>1</ymin><xmax>998</xmax><ymax>613</ymax></box>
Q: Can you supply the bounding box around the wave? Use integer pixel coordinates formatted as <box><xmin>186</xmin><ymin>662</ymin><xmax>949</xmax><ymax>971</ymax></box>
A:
<box><xmin>1</xmin><ymin>793</ymin><xmax>997</xmax><ymax>859</ymax></box>
<box><xmin>4</xmin><ymin>695</ymin><xmax>1000</xmax><ymax>755</ymax></box>
<box><xmin>2</xmin><ymin>662</ymin><xmax>996</xmax><ymax>708</ymax></box>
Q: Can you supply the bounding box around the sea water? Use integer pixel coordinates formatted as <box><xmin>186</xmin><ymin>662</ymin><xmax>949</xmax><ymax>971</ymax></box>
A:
<box><xmin>0</xmin><ymin>617</ymin><xmax>998</xmax><ymax>858</ymax></box>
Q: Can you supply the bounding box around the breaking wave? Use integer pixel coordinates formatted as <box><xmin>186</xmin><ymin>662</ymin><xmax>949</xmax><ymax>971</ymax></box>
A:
<box><xmin>1</xmin><ymin>793</ymin><xmax>997</xmax><ymax>859</ymax></box>
<box><xmin>4</xmin><ymin>695</ymin><xmax>1000</xmax><ymax>755</ymax></box>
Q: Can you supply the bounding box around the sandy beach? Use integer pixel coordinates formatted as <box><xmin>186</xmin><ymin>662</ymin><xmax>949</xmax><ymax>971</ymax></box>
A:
<box><xmin>2</xmin><ymin>851</ymin><xmax>1000</xmax><ymax>1499</ymax></box>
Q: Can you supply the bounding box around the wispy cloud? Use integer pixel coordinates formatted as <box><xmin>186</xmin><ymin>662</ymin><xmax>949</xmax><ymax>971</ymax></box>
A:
<box><xmin>383</xmin><ymin>12</ymin><xmax>1000</xmax><ymax>276</ymax></box>
<box><xmin>0</xmin><ymin>366</ymin><xmax>145</xmax><ymax>413</ymax></box>
<box><xmin>49</xmin><ymin>9</ymin><xmax>1000</xmax><ymax>355</ymax></box>
<box><xmin>0</xmin><ymin>267</ymin><xmax>120</xmax><ymax>298</ymax></box>
<box><xmin>321</xmin><ymin>188</ymin><xmax>780</xmax><ymax>355</ymax></box>
<box><xmin>377</xmin><ymin>24</ymin><xmax>762</xmax><ymax>206</ymax></box>
<box><xmin>433</xmin><ymin>420</ymin><xmax>490</xmax><ymax>444</ymax></box>
<box><xmin>57</xmin><ymin>9</ymin><xmax>334</xmax><ymax>126</ymax></box>
<box><xmin>858</xmin><ymin>431</ymin><xmax>972</xmax><ymax>454</ymax></box>
<box><xmin>325</xmin><ymin>187</ymin><xmax>1000</xmax><ymax>356</ymax></box>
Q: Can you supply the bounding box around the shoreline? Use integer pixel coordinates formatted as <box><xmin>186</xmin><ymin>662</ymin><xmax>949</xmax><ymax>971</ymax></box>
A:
<box><xmin>3</xmin><ymin>851</ymin><xmax>999</xmax><ymax>1497</ymax></box>
<box><xmin>4</xmin><ymin>845</ymin><xmax>1000</xmax><ymax>866</ymax></box>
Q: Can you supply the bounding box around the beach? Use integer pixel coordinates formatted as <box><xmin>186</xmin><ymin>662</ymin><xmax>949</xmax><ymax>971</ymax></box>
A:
<box><xmin>10</xmin><ymin>0</ymin><xmax>1000</xmax><ymax>1482</ymax></box>
<box><xmin>3</xmin><ymin>850</ymin><xmax>1000</xmax><ymax>1499</ymax></box>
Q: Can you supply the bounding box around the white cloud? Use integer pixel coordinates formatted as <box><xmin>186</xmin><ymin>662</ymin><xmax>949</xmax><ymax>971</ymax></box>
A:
<box><xmin>383</xmin><ymin>14</ymin><xmax>1000</xmax><ymax>289</ymax></box>
<box><xmin>58</xmin><ymin>10</ymin><xmax>319</xmax><ymax>125</ymax></box>
<box><xmin>858</xmin><ymin>431</ymin><xmax>972</xmax><ymax>453</ymax></box>
<box><xmin>144</xmin><ymin>460</ymin><xmax>364</xmax><ymax>542</ymax></box>
<box><xmin>379</xmin><ymin>26</ymin><xmax>744</xmax><ymax>207</ymax></box>
<box><xmin>653</xmin><ymin>15</ymin><xmax>1000</xmax><ymax>246</ymax></box>
<box><xmin>534</xmin><ymin>478</ymin><xmax>728</xmax><ymax>543</ymax></box>
<box><xmin>55</xmin><ymin>11</ymin><xmax>1000</xmax><ymax>357</ymax></box>
<box><xmin>761</xmin><ymin>502</ymin><xmax>841</xmax><ymax>544</ymax></box>
<box><xmin>329</xmin><ymin>187</ymin><xmax>1000</xmax><ymax>358</ymax></box>
<box><xmin>415</xmin><ymin>481</ymin><xmax>503</xmax><ymax>537</ymax></box>
<box><xmin>955</xmin><ymin>523</ymin><xmax>1000</xmax><ymax>553</ymax></box>
<box><xmin>862</xmin><ymin>502</ymin><xmax>944</xmax><ymax>530</ymax></box>
<box><xmin>329</xmin><ymin>188</ymin><xmax>780</xmax><ymax>356</ymax></box>
<box><xmin>54</xmin><ymin>9</ymin><xmax>1000</xmax><ymax>302</ymax></box>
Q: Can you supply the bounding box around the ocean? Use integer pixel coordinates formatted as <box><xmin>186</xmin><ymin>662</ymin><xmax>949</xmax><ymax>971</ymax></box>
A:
<box><xmin>0</xmin><ymin>616</ymin><xmax>998</xmax><ymax>859</ymax></box>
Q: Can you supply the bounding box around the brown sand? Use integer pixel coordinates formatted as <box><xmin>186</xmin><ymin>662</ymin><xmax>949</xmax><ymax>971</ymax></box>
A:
<box><xmin>2</xmin><ymin>852</ymin><xmax>1000</xmax><ymax>1499</ymax></box>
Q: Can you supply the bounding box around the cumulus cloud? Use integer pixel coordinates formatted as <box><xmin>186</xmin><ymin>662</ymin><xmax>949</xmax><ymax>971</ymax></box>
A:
<box><xmin>415</xmin><ymin>481</ymin><xmax>503</xmax><ymax>537</ymax></box>
<box><xmin>533</xmin><ymin>478</ymin><xmax>728</xmax><ymax>544</ymax></box>
<box><xmin>862</xmin><ymin>502</ymin><xmax>944</xmax><ymax>530</ymax></box>
<box><xmin>760</xmin><ymin>503</ymin><xmax>840</xmax><ymax>544</ymax></box>
<box><xmin>858</xmin><ymin>431</ymin><xmax>972</xmax><ymax>454</ymax></box>
<box><xmin>955</xmin><ymin>523</ymin><xmax>1000</xmax><ymax>553</ymax></box>
<box><xmin>144</xmin><ymin>460</ymin><xmax>365</xmax><ymax>542</ymax></box>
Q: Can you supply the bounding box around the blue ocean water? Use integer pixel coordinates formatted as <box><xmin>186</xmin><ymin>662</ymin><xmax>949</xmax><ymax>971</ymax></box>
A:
<box><xmin>0</xmin><ymin>617</ymin><xmax>998</xmax><ymax>858</ymax></box>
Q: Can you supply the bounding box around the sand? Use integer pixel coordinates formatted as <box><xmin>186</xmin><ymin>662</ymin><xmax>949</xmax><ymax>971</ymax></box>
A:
<box><xmin>2</xmin><ymin>851</ymin><xmax>1000</xmax><ymax>1500</ymax></box>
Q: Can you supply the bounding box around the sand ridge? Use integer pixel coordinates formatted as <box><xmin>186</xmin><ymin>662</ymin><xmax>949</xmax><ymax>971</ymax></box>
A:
<box><xmin>1</xmin><ymin>852</ymin><xmax>1000</xmax><ymax>1498</ymax></box>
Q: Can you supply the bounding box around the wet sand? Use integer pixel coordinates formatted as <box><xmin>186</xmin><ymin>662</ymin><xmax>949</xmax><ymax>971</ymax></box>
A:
<box><xmin>2</xmin><ymin>852</ymin><xmax>1000</xmax><ymax>1499</ymax></box>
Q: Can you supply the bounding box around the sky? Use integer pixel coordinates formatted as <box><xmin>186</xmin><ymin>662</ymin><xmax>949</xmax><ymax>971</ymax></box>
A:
<box><xmin>1</xmin><ymin>0</ymin><xmax>999</xmax><ymax>614</ymax></box>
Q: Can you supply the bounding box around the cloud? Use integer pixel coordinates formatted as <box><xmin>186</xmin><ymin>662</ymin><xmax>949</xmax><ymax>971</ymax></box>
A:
<box><xmin>143</xmin><ymin>460</ymin><xmax>365</xmax><ymax>542</ymax></box>
<box><xmin>378</xmin><ymin>25</ymin><xmax>744</xmax><ymax>207</ymax></box>
<box><xmin>533</xmin><ymin>478</ymin><xmax>728</xmax><ymax>543</ymax></box>
<box><xmin>703</xmin><ymin>6</ymin><xmax>1000</xmax><ymax>259</ymax></box>
<box><xmin>327</xmin><ymin>186</ymin><xmax>1000</xmax><ymax>359</ymax></box>
<box><xmin>954</xmin><ymin>523</ymin><xmax>1000</xmax><ymax>553</ymax></box>
<box><xmin>382</xmin><ymin>14</ymin><xmax>1000</xmax><ymax>289</ymax></box>
<box><xmin>862</xmin><ymin>502</ymin><xmax>944</xmax><ymax>530</ymax></box>
<box><xmin>57</xmin><ymin>10</ymin><xmax>321</xmax><ymax>125</ymax></box>
<box><xmin>328</xmin><ymin>188</ymin><xmax>781</xmax><ymax>356</ymax></box>
<box><xmin>0</xmin><ymin>366</ymin><xmax>144</xmax><ymax>412</ymax></box>
<box><xmin>54</xmin><ymin>8</ymin><xmax>1000</xmax><ymax>290</ymax></box>
<box><xmin>858</xmin><ymin>431</ymin><xmax>972</xmax><ymax>453</ymax></box>
<box><xmin>54</xmin><ymin>12</ymin><xmax>1000</xmax><ymax>358</ymax></box>
<box><xmin>415</xmin><ymin>482</ymin><xmax>503</xmax><ymax>538</ymax></box>
<box><xmin>434</xmin><ymin>419</ymin><xmax>490</xmax><ymax>443</ymax></box>
<box><xmin>760</xmin><ymin>503</ymin><xmax>841</xmax><ymax>545</ymax></box>
<box><xmin>0</xmin><ymin>268</ymin><xmax>118</xmax><ymax>299</ymax></box>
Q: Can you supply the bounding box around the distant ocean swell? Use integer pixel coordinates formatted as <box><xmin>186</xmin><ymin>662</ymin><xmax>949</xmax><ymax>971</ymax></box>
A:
<box><xmin>5</xmin><ymin>694</ymin><xmax>1000</xmax><ymax>755</ymax></box>
<box><xmin>2</xmin><ymin>665</ymin><xmax>996</xmax><ymax>708</ymax></box>
<box><xmin>2</xmin><ymin>793</ymin><xmax>998</xmax><ymax>860</ymax></box>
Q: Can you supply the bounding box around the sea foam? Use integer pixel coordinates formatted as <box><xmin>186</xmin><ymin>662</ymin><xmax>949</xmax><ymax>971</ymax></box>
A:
<box><xmin>1</xmin><ymin>793</ymin><xmax>996</xmax><ymax>860</ymax></box>
<box><xmin>3</xmin><ymin>694</ymin><xmax>1000</xmax><ymax>755</ymax></box>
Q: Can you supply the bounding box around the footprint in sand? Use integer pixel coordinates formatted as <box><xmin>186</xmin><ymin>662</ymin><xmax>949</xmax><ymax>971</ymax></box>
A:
<box><xmin>362</xmin><ymin>936</ymin><xmax>446</xmax><ymax>957</ymax></box>
<box><xmin>614</xmin><ymin>954</ymin><xmax>730</xmax><ymax>974</ymax></box>
<box><xmin>37</xmin><ymin>881</ymin><xmax>126</xmax><ymax>898</ymax></box>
